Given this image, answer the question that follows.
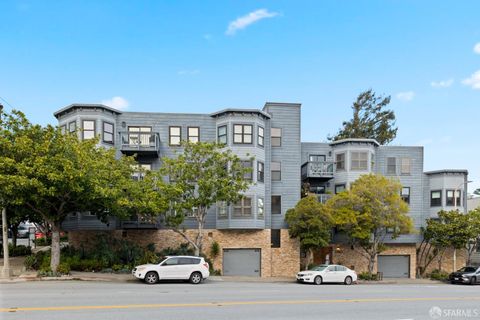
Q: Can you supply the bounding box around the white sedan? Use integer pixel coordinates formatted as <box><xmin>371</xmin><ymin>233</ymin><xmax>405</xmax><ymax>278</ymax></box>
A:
<box><xmin>296</xmin><ymin>264</ymin><xmax>357</xmax><ymax>285</ymax></box>
<box><xmin>132</xmin><ymin>255</ymin><xmax>210</xmax><ymax>284</ymax></box>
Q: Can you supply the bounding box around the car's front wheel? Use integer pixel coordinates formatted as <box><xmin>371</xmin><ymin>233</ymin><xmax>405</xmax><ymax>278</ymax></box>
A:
<box><xmin>344</xmin><ymin>276</ymin><xmax>353</xmax><ymax>285</ymax></box>
<box><xmin>144</xmin><ymin>271</ymin><xmax>158</xmax><ymax>285</ymax></box>
<box><xmin>314</xmin><ymin>276</ymin><xmax>322</xmax><ymax>285</ymax></box>
<box><xmin>190</xmin><ymin>272</ymin><xmax>202</xmax><ymax>284</ymax></box>
<box><xmin>470</xmin><ymin>277</ymin><xmax>476</xmax><ymax>285</ymax></box>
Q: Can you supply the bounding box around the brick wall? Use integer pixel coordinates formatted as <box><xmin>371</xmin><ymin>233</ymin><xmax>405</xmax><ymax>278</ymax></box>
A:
<box><xmin>68</xmin><ymin>229</ymin><xmax>300</xmax><ymax>277</ymax></box>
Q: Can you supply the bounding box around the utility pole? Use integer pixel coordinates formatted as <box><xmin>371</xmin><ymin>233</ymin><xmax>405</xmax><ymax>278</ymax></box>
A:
<box><xmin>1</xmin><ymin>207</ymin><xmax>12</xmax><ymax>278</ymax></box>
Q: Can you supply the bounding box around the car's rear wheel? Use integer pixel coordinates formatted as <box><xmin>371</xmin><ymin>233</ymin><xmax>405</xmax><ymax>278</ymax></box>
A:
<box><xmin>314</xmin><ymin>276</ymin><xmax>322</xmax><ymax>285</ymax></box>
<box><xmin>344</xmin><ymin>276</ymin><xmax>353</xmax><ymax>285</ymax></box>
<box><xmin>190</xmin><ymin>272</ymin><xmax>202</xmax><ymax>284</ymax></box>
<box><xmin>470</xmin><ymin>277</ymin><xmax>476</xmax><ymax>285</ymax></box>
<box><xmin>144</xmin><ymin>271</ymin><xmax>158</xmax><ymax>284</ymax></box>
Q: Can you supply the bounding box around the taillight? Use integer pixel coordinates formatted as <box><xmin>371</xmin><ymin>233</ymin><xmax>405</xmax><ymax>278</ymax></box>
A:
<box><xmin>203</xmin><ymin>262</ymin><xmax>209</xmax><ymax>269</ymax></box>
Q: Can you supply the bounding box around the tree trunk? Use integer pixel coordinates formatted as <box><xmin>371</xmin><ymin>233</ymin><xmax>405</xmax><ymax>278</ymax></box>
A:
<box><xmin>195</xmin><ymin>218</ymin><xmax>204</xmax><ymax>256</ymax></box>
<box><xmin>11</xmin><ymin>225</ymin><xmax>18</xmax><ymax>248</ymax></box>
<box><xmin>368</xmin><ymin>254</ymin><xmax>376</xmax><ymax>276</ymax></box>
<box><xmin>304</xmin><ymin>248</ymin><xmax>314</xmax><ymax>270</ymax></box>
<box><xmin>50</xmin><ymin>223</ymin><xmax>61</xmax><ymax>273</ymax></box>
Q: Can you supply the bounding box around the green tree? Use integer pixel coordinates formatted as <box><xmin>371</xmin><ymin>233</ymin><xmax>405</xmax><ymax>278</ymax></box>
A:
<box><xmin>7</xmin><ymin>120</ymin><xmax>147</xmax><ymax>272</ymax></box>
<box><xmin>329</xmin><ymin>89</ymin><xmax>397</xmax><ymax>145</ymax></box>
<box><xmin>466</xmin><ymin>208</ymin><xmax>480</xmax><ymax>265</ymax></box>
<box><xmin>328</xmin><ymin>174</ymin><xmax>413</xmax><ymax>275</ymax></box>
<box><xmin>285</xmin><ymin>195</ymin><xmax>334</xmax><ymax>269</ymax></box>
<box><xmin>417</xmin><ymin>210</ymin><xmax>471</xmax><ymax>276</ymax></box>
<box><xmin>158</xmin><ymin>141</ymin><xmax>252</xmax><ymax>256</ymax></box>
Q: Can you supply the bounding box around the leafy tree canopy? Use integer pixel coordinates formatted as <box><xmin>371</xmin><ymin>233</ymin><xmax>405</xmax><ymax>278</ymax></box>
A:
<box><xmin>329</xmin><ymin>89</ymin><xmax>397</xmax><ymax>145</ymax></box>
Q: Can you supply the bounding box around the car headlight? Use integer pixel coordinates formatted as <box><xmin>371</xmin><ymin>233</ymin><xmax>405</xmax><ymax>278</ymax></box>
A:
<box><xmin>136</xmin><ymin>267</ymin><xmax>146</xmax><ymax>272</ymax></box>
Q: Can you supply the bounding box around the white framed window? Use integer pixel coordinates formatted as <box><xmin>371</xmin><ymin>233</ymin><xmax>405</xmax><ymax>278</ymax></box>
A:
<box><xmin>128</xmin><ymin>126</ymin><xmax>151</xmax><ymax>146</ymax></box>
<box><xmin>431</xmin><ymin>190</ymin><xmax>442</xmax><ymax>207</ymax></box>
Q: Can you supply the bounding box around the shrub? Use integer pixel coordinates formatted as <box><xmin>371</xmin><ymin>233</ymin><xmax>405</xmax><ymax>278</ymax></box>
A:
<box><xmin>57</xmin><ymin>262</ymin><xmax>71</xmax><ymax>275</ymax></box>
<box><xmin>210</xmin><ymin>241</ymin><xmax>220</xmax><ymax>259</ymax></box>
<box><xmin>429</xmin><ymin>269</ymin><xmax>449</xmax><ymax>281</ymax></box>
<box><xmin>24</xmin><ymin>254</ymin><xmax>37</xmax><ymax>270</ymax></box>
<box><xmin>358</xmin><ymin>272</ymin><xmax>378</xmax><ymax>281</ymax></box>
<box><xmin>158</xmin><ymin>243</ymin><xmax>194</xmax><ymax>258</ymax></box>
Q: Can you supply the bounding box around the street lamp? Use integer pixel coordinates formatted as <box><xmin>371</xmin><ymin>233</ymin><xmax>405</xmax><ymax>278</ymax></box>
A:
<box><xmin>454</xmin><ymin>180</ymin><xmax>473</xmax><ymax>210</ymax></box>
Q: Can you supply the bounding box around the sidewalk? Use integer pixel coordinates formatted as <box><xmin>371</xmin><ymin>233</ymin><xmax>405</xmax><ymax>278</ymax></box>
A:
<box><xmin>0</xmin><ymin>269</ymin><xmax>448</xmax><ymax>285</ymax></box>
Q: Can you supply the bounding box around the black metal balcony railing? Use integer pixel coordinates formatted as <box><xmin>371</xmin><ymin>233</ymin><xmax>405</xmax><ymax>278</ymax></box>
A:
<box><xmin>119</xmin><ymin>132</ymin><xmax>160</xmax><ymax>156</ymax></box>
<box><xmin>301</xmin><ymin>161</ymin><xmax>335</xmax><ymax>179</ymax></box>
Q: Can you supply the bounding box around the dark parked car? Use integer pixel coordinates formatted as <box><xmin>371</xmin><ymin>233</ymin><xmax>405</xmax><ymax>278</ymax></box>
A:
<box><xmin>449</xmin><ymin>266</ymin><xmax>480</xmax><ymax>285</ymax></box>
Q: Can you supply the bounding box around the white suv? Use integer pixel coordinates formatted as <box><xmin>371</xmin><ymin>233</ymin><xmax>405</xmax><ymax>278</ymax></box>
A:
<box><xmin>133</xmin><ymin>256</ymin><xmax>210</xmax><ymax>284</ymax></box>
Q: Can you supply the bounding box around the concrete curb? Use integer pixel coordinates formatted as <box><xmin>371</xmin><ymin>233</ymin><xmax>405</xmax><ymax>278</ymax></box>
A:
<box><xmin>0</xmin><ymin>272</ymin><xmax>448</xmax><ymax>285</ymax></box>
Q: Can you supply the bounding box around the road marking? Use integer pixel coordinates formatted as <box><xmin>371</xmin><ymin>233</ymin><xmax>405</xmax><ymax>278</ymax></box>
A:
<box><xmin>2</xmin><ymin>296</ymin><xmax>480</xmax><ymax>313</ymax></box>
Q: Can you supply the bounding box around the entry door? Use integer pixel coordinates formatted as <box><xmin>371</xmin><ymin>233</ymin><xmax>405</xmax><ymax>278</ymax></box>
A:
<box><xmin>223</xmin><ymin>249</ymin><xmax>261</xmax><ymax>277</ymax></box>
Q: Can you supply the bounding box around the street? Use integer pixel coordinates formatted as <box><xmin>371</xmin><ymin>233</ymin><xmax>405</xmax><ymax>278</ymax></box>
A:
<box><xmin>1</xmin><ymin>280</ymin><xmax>479</xmax><ymax>320</ymax></box>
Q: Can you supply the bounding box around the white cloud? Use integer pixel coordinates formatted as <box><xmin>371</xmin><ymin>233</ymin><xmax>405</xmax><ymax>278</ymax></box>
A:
<box><xmin>101</xmin><ymin>96</ymin><xmax>129</xmax><ymax>111</ymax></box>
<box><xmin>177</xmin><ymin>69</ymin><xmax>200</xmax><ymax>76</ymax></box>
<box><xmin>431</xmin><ymin>79</ymin><xmax>454</xmax><ymax>88</ymax></box>
<box><xmin>474</xmin><ymin>42</ymin><xmax>480</xmax><ymax>54</ymax></box>
<box><xmin>226</xmin><ymin>9</ymin><xmax>278</xmax><ymax>36</ymax></box>
<box><xmin>462</xmin><ymin>70</ymin><xmax>480</xmax><ymax>90</ymax></box>
<box><xmin>396</xmin><ymin>91</ymin><xmax>415</xmax><ymax>102</ymax></box>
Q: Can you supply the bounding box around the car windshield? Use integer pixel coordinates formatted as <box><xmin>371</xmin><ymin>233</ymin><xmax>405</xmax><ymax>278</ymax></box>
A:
<box><xmin>457</xmin><ymin>267</ymin><xmax>476</xmax><ymax>273</ymax></box>
<box><xmin>309</xmin><ymin>265</ymin><xmax>328</xmax><ymax>271</ymax></box>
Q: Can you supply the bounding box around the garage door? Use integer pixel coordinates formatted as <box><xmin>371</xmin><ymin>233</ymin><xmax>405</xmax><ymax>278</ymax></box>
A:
<box><xmin>223</xmin><ymin>249</ymin><xmax>261</xmax><ymax>277</ymax></box>
<box><xmin>377</xmin><ymin>255</ymin><xmax>410</xmax><ymax>278</ymax></box>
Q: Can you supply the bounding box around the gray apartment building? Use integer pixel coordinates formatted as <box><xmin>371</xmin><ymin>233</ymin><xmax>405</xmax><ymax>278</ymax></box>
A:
<box><xmin>54</xmin><ymin>103</ymin><xmax>469</xmax><ymax>278</ymax></box>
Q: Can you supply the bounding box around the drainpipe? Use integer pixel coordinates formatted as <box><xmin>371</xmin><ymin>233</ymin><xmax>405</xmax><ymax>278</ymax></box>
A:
<box><xmin>1</xmin><ymin>207</ymin><xmax>12</xmax><ymax>278</ymax></box>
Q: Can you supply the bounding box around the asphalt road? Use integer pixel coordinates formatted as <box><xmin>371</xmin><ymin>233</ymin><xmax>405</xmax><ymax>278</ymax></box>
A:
<box><xmin>1</xmin><ymin>280</ymin><xmax>479</xmax><ymax>320</ymax></box>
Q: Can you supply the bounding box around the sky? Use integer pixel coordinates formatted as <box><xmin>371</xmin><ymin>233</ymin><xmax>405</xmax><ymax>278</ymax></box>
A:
<box><xmin>1</xmin><ymin>0</ymin><xmax>479</xmax><ymax>192</ymax></box>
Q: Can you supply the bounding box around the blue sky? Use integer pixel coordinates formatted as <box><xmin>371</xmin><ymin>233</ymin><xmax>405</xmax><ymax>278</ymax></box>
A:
<box><xmin>1</xmin><ymin>0</ymin><xmax>479</xmax><ymax>192</ymax></box>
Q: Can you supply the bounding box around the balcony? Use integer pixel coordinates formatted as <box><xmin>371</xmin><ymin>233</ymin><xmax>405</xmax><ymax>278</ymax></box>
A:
<box><xmin>120</xmin><ymin>132</ymin><xmax>160</xmax><ymax>157</ymax></box>
<box><xmin>301</xmin><ymin>161</ymin><xmax>335</xmax><ymax>180</ymax></box>
<box><xmin>120</xmin><ymin>215</ymin><xmax>159</xmax><ymax>229</ymax></box>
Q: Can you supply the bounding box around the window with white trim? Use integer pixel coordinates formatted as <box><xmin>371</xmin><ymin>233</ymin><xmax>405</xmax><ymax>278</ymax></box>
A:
<box><xmin>257</xmin><ymin>161</ymin><xmax>264</xmax><ymax>182</ymax></box>
<box><xmin>400</xmin><ymin>158</ymin><xmax>411</xmax><ymax>175</ymax></box>
<box><xmin>257</xmin><ymin>198</ymin><xmax>264</xmax><ymax>219</ymax></box>
<box><xmin>258</xmin><ymin>126</ymin><xmax>264</xmax><ymax>147</ymax></box>
<box><xmin>387</xmin><ymin>157</ymin><xmax>396</xmax><ymax>175</ymax></box>
<box><xmin>169</xmin><ymin>126</ymin><xmax>181</xmax><ymax>146</ymax></box>
<box><xmin>103</xmin><ymin>121</ymin><xmax>114</xmax><ymax>144</ymax></box>
<box><xmin>401</xmin><ymin>187</ymin><xmax>410</xmax><ymax>204</ymax></box>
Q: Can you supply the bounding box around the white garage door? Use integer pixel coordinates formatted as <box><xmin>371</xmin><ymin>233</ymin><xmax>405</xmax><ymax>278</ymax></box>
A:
<box><xmin>223</xmin><ymin>249</ymin><xmax>261</xmax><ymax>277</ymax></box>
<box><xmin>377</xmin><ymin>255</ymin><xmax>410</xmax><ymax>278</ymax></box>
